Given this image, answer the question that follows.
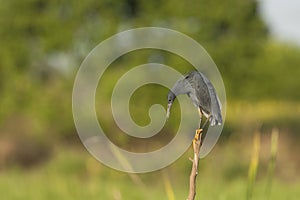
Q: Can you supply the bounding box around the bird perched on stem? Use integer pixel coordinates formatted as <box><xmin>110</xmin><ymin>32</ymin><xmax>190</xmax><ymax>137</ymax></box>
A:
<box><xmin>166</xmin><ymin>71</ymin><xmax>222</xmax><ymax>128</ymax></box>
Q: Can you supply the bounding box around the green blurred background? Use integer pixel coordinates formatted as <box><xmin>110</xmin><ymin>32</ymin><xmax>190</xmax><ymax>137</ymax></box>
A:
<box><xmin>0</xmin><ymin>0</ymin><xmax>299</xmax><ymax>199</ymax></box>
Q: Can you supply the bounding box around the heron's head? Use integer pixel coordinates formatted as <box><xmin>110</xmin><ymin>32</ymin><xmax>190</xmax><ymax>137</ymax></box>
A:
<box><xmin>166</xmin><ymin>91</ymin><xmax>176</xmax><ymax>119</ymax></box>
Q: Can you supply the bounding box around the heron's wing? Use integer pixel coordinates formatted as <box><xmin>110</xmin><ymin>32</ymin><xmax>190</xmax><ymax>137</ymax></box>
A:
<box><xmin>185</xmin><ymin>71</ymin><xmax>211</xmax><ymax>113</ymax></box>
<box><xmin>198</xmin><ymin>73</ymin><xmax>222</xmax><ymax>125</ymax></box>
<box><xmin>185</xmin><ymin>71</ymin><xmax>222</xmax><ymax>125</ymax></box>
<box><xmin>170</xmin><ymin>71</ymin><xmax>222</xmax><ymax>125</ymax></box>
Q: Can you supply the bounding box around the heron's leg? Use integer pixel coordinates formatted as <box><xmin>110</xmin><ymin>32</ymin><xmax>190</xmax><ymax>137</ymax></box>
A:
<box><xmin>197</xmin><ymin>108</ymin><xmax>203</xmax><ymax>129</ymax></box>
<box><xmin>200</xmin><ymin>115</ymin><xmax>211</xmax><ymax>145</ymax></box>
<box><xmin>202</xmin><ymin>115</ymin><xmax>212</xmax><ymax>129</ymax></box>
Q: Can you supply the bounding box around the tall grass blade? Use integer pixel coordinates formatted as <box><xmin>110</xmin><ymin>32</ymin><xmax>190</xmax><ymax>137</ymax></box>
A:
<box><xmin>163</xmin><ymin>172</ymin><xmax>175</xmax><ymax>200</ymax></box>
<box><xmin>265</xmin><ymin>128</ymin><xmax>279</xmax><ymax>200</ymax></box>
<box><xmin>247</xmin><ymin>131</ymin><xmax>261</xmax><ymax>200</ymax></box>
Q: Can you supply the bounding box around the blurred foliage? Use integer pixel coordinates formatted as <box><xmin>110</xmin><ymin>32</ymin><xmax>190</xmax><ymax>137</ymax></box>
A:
<box><xmin>0</xmin><ymin>146</ymin><xmax>299</xmax><ymax>200</ymax></box>
<box><xmin>0</xmin><ymin>0</ymin><xmax>299</xmax><ymax>176</ymax></box>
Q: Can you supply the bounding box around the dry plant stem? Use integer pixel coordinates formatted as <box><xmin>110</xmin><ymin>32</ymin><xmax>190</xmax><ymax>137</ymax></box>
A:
<box><xmin>187</xmin><ymin>129</ymin><xmax>203</xmax><ymax>200</ymax></box>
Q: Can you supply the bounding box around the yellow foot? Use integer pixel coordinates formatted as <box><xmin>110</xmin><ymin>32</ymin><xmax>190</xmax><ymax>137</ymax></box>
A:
<box><xmin>194</xmin><ymin>129</ymin><xmax>203</xmax><ymax>141</ymax></box>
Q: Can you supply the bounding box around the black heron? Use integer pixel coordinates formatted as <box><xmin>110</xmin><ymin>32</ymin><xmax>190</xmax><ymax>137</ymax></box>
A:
<box><xmin>166</xmin><ymin>71</ymin><xmax>222</xmax><ymax>128</ymax></box>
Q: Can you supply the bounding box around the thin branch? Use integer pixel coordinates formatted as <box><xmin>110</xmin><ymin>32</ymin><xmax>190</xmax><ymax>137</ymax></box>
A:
<box><xmin>187</xmin><ymin>129</ymin><xmax>203</xmax><ymax>200</ymax></box>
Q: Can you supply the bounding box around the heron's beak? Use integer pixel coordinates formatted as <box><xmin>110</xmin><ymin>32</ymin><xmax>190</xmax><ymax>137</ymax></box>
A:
<box><xmin>166</xmin><ymin>103</ymin><xmax>172</xmax><ymax>120</ymax></box>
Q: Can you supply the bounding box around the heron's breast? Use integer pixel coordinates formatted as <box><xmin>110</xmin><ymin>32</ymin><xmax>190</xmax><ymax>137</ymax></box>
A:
<box><xmin>188</xmin><ymin>93</ymin><xmax>199</xmax><ymax>107</ymax></box>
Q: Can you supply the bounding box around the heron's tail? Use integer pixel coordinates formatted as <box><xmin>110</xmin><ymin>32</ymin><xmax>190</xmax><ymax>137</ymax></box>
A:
<box><xmin>210</xmin><ymin>93</ymin><xmax>222</xmax><ymax>126</ymax></box>
<box><xmin>210</xmin><ymin>116</ymin><xmax>222</xmax><ymax>126</ymax></box>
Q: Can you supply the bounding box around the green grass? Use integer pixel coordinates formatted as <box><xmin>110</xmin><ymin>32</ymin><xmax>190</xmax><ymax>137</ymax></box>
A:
<box><xmin>0</xmin><ymin>147</ymin><xmax>299</xmax><ymax>200</ymax></box>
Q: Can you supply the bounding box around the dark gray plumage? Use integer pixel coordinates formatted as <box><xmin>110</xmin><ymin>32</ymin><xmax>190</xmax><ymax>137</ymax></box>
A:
<box><xmin>167</xmin><ymin>71</ymin><xmax>222</xmax><ymax>127</ymax></box>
